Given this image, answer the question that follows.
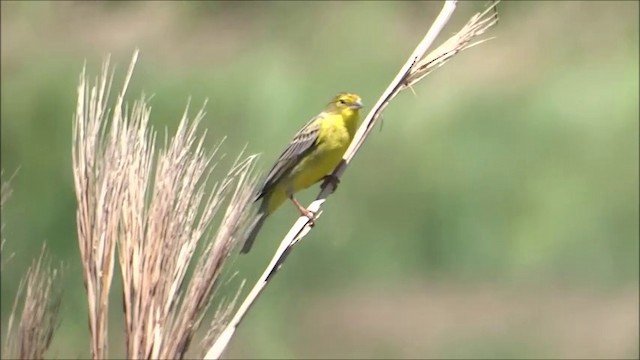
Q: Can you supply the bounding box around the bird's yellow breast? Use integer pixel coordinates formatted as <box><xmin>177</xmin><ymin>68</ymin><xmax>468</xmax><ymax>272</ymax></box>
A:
<box><xmin>289</xmin><ymin>115</ymin><xmax>352</xmax><ymax>190</ymax></box>
<box><xmin>265</xmin><ymin>110</ymin><xmax>359</xmax><ymax>214</ymax></box>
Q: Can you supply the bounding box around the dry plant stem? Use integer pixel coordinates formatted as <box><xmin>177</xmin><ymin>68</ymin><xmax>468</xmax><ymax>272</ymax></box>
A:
<box><xmin>403</xmin><ymin>1</ymin><xmax>499</xmax><ymax>88</ymax></box>
<box><xmin>73</xmin><ymin>54</ymin><xmax>125</xmax><ymax>360</ymax></box>
<box><xmin>0</xmin><ymin>170</ymin><xmax>15</xmax><ymax>212</ymax></box>
<box><xmin>1</xmin><ymin>170</ymin><xmax>16</xmax><ymax>267</ymax></box>
<box><xmin>3</xmin><ymin>245</ymin><xmax>63</xmax><ymax>359</ymax></box>
<box><xmin>204</xmin><ymin>1</ymin><xmax>501</xmax><ymax>358</ymax></box>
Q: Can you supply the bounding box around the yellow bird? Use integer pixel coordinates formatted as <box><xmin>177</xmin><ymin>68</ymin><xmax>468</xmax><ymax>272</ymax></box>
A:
<box><xmin>240</xmin><ymin>92</ymin><xmax>363</xmax><ymax>254</ymax></box>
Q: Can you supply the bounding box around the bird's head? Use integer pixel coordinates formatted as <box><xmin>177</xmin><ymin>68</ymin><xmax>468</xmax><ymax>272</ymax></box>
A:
<box><xmin>327</xmin><ymin>92</ymin><xmax>363</xmax><ymax>118</ymax></box>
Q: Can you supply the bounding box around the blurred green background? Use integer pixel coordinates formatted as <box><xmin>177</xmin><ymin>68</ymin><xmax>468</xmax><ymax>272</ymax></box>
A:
<box><xmin>1</xmin><ymin>1</ymin><xmax>638</xmax><ymax>359</ymax></box>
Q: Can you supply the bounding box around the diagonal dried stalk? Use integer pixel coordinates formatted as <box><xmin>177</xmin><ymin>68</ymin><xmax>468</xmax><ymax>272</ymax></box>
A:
<box><xmin>205</xmin><ymin>1</ymin><xmax>500</xmax><ymax>358</ymax></box>
<box><xmin>0</xmin><ymin>170</ymin><xmax>14</xmax><ymax>213</ymax></box>
<box><xmin>3</xmin><ymin>244</ymin><xmax>64</xmax><ymax>360</ymax></box>
<box><xmin>73</xmin><ymin>51</ymin><xmax>260</xmax><ymax>360</ymax></box>
<box><xmin>1</xmin><ymin>170</ymin><xmax>16</xmax><ymax>268</ymax></box>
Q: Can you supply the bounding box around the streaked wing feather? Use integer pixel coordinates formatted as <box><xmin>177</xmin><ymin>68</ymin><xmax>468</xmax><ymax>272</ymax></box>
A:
<box><xmin>257</xmin><ymin>113</ymin><xmax>323</xmax><ymax>198</ymax></box>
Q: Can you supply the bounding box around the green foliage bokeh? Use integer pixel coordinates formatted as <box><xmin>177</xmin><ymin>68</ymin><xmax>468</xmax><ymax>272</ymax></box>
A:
<box><xmin>1</xmin><ymin>1</ymin><xmax>638</xmax><ymax>359</ymax></box>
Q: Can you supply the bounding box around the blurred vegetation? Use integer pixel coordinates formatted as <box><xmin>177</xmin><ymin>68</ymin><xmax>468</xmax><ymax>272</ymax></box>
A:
<box><xmin>1</xmin><ymin>1</ymin><xmax>638</xmax><ymax>359</ymax></box>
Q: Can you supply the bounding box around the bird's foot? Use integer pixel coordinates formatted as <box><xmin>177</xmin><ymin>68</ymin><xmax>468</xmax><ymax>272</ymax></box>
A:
<box><xmin>321</xmin><ymin>174</ymin><xmax>341</xmax><ymax>193</ymax></box>
<box><xmin>290</xmin><ymin>196</ymin><xmax>317</xmax><ymax>226</ymax></box>
<box><xmin>300</xmin><ymin>208</ymin><xmax>317</xmax><ymax>227</ymax></box>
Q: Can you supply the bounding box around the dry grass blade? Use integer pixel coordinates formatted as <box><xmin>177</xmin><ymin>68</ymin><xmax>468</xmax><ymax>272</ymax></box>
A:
<box><xmin>205</xmin><ymin>1</ymin><xmax>500</xmax><ymax>358</ymax></box>
<box><xmin>1</xmin><ymin>170</ymin><xmax>15</xmax><ymax>211</ymax></box>
<box><xmin>3</xmin><ymin>244</ymin><xmax>64</xmax><ymax>360</ymax></box>
<box><xmin>72</xmin><ymin>52</ymin><xmax>131</xmax><ymax>360</ymax></box>
<box><xmin>1</xmin><ymin>170</ymin><xmax>16</xmax><ymax>267</ymax></box>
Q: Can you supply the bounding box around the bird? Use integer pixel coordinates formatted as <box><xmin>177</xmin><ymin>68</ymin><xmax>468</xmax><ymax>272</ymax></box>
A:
<box><xmin>240</xmin><ymin>92</ymin><xmax>363</xmax><ymax>254</ymax></box>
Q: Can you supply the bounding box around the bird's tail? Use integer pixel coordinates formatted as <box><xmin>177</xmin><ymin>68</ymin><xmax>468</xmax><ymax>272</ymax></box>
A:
<box><xmin>240</xmin><ymin>210</ymin><xmax>268</xmax><ymax>254</ymax></box>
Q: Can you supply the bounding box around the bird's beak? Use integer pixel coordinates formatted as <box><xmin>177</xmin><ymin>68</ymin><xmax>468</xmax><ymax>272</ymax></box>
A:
<box><xmin>351</xmin><ymin>100</ymin><xmax>363</xmax><ymax>109</ymax></box>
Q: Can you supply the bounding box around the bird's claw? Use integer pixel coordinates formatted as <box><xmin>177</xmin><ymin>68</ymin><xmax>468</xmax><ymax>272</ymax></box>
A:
<box><xmin>290</xmin><ymin>196</ymin><xmax>317</xmax><ymax>226</ymax></box>
<box><xmin>302</xmin><ymin>208</ymin><xmax>317</xmax><ymax>227</ymax></box>
<box><xmin>321</xmin><ymin>174</ymin><xmax>341</xmax><ymax>193</ymax></box>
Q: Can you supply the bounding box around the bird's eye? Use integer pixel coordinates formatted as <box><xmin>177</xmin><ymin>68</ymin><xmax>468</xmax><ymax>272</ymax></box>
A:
<box><xmin>338</xmin><ymin>99</ymin><xmax>346</xmax><ymax>105</ymax></box>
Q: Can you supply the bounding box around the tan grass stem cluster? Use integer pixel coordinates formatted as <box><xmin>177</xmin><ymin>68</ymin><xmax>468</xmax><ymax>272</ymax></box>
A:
<box><xmin>2</xmin><ymin>174</ymin><xmax>64</xmax><ymax>360</ymax></box>
<box><xmin>72</xmin><ymin>51</ymin><xmax>259</xmax><ymax>359</ymax></box>
<box><xmin>3</xmin><ymin>245</ymin><xmax>63</xmax><ymax>360</ymax></box>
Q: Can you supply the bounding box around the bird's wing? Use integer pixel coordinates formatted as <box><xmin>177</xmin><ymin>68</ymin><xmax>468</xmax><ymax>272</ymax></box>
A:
<box><xmin>257</xmin><ymin>113</ymin><xmax>325</xmax><ymax>199</ymax></box>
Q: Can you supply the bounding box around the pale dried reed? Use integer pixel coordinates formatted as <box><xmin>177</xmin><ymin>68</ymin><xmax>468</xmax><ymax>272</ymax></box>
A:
<box><xmin>3</xmin><ymin>244</ymin><xmax>64</xmax><ymax>360</ymax></box>
<box><xmin>72</xmin><ymin>51</ymin><xmax>259</xmax><ymax>359</ymax></box>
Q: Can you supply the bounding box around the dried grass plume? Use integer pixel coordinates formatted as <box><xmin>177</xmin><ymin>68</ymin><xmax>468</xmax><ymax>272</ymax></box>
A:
<box><xmin>3</xmin><ymin>169</ymin><xmax>64</xmax><ymax>360</ymax></box>
<box><xmin>72</xmin><ymin>51</ymin><xmax>259</xmax><ymax>359</ymax></box>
